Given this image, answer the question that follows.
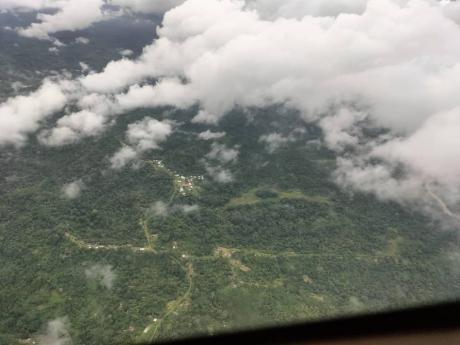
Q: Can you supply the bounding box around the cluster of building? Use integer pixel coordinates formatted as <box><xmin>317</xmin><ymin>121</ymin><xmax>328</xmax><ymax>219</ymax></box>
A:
<box><xmin>175</xmin><ymin>174</ymin><xmax>204</xmax><ymax>195</ymax></box>
<box><xmin>150</xmin><ymin>159</ymin><xmax>204</xmax><ymax>196</ymax></box>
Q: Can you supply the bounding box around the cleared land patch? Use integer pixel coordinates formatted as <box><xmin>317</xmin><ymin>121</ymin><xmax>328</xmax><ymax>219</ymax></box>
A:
<box><xmin>226</xmin><ymin>188</ymin><xmax>331</xmax><ymax>208</ymax></box>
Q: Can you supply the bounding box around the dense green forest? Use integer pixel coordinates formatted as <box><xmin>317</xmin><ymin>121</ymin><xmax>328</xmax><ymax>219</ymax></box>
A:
<box><xmin>1</xmin><ymin>106</ymin><xmax>459</xmax><ymax>345</ymax></box>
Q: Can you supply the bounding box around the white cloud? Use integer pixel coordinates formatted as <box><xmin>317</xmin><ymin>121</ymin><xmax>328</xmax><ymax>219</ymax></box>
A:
<box><xmin>375</xmin><ymin>107</ymin><xmax>460</xmax><ymax>187</ymax></box>
<box><xmin>62</xmin><ymin>179</ymin><xmax>85</xmax><ymax>199</ymax></box>
<box><xmin>52</xmin><ymin>38</ymin><xmax>66</xmax><ymax>47</ymax></box>
<box><xmin>80</xmin><ymin>60</ymin><xmax>150</xmax><ymax>93</ymax></box>
<box><xmin>205</xmin><ymin>164</ymin><xmax>233</xmax><ymax>183</ymax></box>
<box><xmin>11</xmin><ymin>81</ymin><xmax>27</xmax><ymax>93</ymax></box>
<box><xmin>39</xmin><ymin>110</ymin><xmax>108</xmax><ymax>146</ymax></box>
<box><xmin>148</xmin><ymin>201</ymin><xmax>199</xmax><ymax>217</ymax></box>
<box><xmin>0</xmin><ymin>0</ymin><xmax>58</xmax><ymax>11</ymax></box>
<box><xmin>39</xmin><ymin>92</ymin><xmax>124</xmax><ymax>146</ymax></box>
<box><xmin>13</xmin><ymin>0</ymin><xmax>453</xmax><ymax>150</ymax></box>
<box><xmin>115</xmin><ymin>80</ymin><xmax>196</xmax><ymax>110</ymax></box>
<box><xmin>85</xmin><ymin>264</ymin><xmax>116</xmax><ymax>289</ymax></box>
<box><xmin>37</xmin><ymin>317</ymin><xmax>72</xmax><ymax>345</ymax></box>
<box><xmin>0</xmin><ymin>79</ymin><xmax>69</xmax><ymax>146</ymax></box>
<box><xmin>48</xmin><ymin>46</ymin><xmax>59</xmax><ymax>54</ymax></box>
<box><xmin>327</xmin><ymin>105</ymin><xmax>460</xmax><ymax>221</ymax></box>
<box><xmin>198</xmin><ymin>130</ymin><xmax>226</xmax><ymax>140</ymax></box>
<box><xmin>205</xmin><ymin>143</ymin><xmax>239</xmax><ymax>164</ymax></box>
<box><xmin>259</xmin><ymin>132</ymin><xmax>296</xmax><ymax>153</ymax></box>
<box><xmin>74</xmin><ymin>0</ymin><xmax>460</xmax><ymax>128</ymax></box>
<box><xmin>109</xmin><ymin>0</ymin><xmax>185</xmax><ymax>14</ymax></box>
<box><xmin>6</xmin><ymin>0</ymin><xmax>460</xmax><ymax>41</ymax></box>
<box><xmin>192</xmin><ymin>110</ymin><xmax>219</xmax><ymax>124</ymax></box>
<box><xmin>248</xmin><ymin>0</ymin><xmax>460</xmax><ymax>23</ymax></box>
<box><xmin>2</xmin><ymin>0</ymin><xmax>185</xmax><ymax>42</ymax></box>
<box><xmin>246</xmin><ymin>0</ymin><xmax>370</xmax><ymax>19</ymax></box>
<box><xmin>110</xmin><ymin>117</ymin><xmax>173</xmax><ymax>169</ymax></box>
<box><xmin>110</xmin><ymin>145</ymin><xmax>137</xmax><ymax>169</ymax></box>
<box><xmin>319</xmin><ymin>108</ymin><xmax>367</xmax><ymax>152</ymax></box>
<box><xmin>119</xmin><ymin>49</ymin><xmax>133</xmax><ymax>57</ymax></box>
<box><xmin>202</xmin><ymin>143</ymin><xmax>237</xmax><ymax>183</ymax></box>
<box><xmin>79</xmin><ymin>62</ymin><xmax>90</xmax><ymax>73</ymax></box>
<box><xmin>334</xmin><ymin>157</ymin><xmax>425</xmax><ymax>203</ymax></box>
<box><xmin>150</xmin><ymin>200</ymin><xmax>169</xmax><ymax>217</ymax></box>
<box><xmin>17</xmin><ymin>0</ymin><xmax>107</xmax><ymax>40</ymax></box>
<box><xmin>125</xmin><ymin>117</ymin><xmax>173</xmax><ymax>151</ymax></box>
<box><xmin>179</xmin><ymin>204</ymin><xmax>199</xmax><ymax>213</ymax></box>
<box><xmin>334</xmin><ymin>106</ymin><xmax>460</xmax><ymax>209</ymax></box>
<box><xmin>201</xmin><ymin>142</ymin><xmax>237</xmax><ymax>183</ymax></box>
<box><xmin>75</xmin><ymin>36</ymin><xmax>90</xmax><ymax>45</ymax></box>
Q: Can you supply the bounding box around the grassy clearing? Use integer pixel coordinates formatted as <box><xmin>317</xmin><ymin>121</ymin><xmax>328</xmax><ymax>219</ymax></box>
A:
<box><xmin>226</xmin><ymin>188</ymin><xmax>331</xmax><ymax>208</ymax></box>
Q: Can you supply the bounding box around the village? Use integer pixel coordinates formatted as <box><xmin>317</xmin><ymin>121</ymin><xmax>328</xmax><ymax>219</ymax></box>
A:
<box><xmin>150</xmin><ymin>159</ymin><xmax>204</xmax><ymax>196</ymax></box>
